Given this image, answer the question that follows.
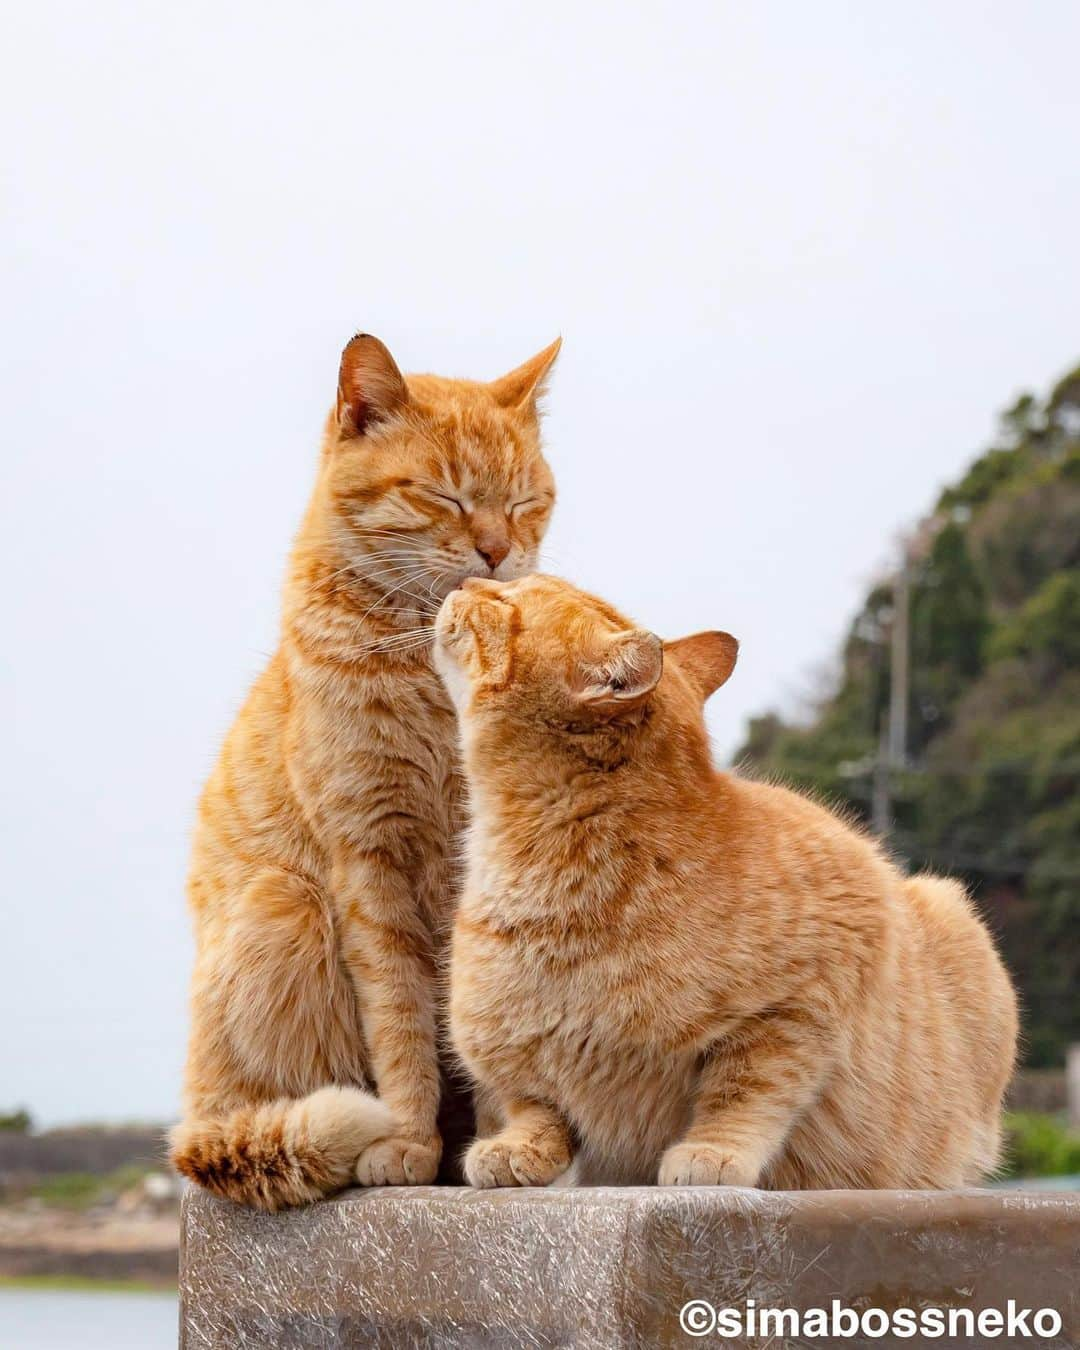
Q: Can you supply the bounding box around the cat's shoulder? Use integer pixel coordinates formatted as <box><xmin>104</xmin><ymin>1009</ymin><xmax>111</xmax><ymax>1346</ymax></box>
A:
<box><xmin>724</xmin><ymin>769</ymin><xmax>879</xmax><ymax>850</ymax></box>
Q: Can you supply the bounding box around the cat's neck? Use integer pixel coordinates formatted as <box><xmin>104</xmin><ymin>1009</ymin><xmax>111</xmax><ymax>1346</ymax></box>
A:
<box><xmin>279</xmin><ymin>504</ymin><xmax>437</xmax><ymax>669</ymax></box>
<box><xmin>459</xmin><ymin>701</ymin><xmax>724</xmax><ymax>934</ymax></box>
<box><xmin>464</xmin><ymin>697</ymin><xmax>720</xmax><ymax>871</ymax></box>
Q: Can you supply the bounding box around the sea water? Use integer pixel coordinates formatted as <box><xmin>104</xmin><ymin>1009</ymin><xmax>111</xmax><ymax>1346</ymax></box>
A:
<box><xmin>0</xmin><ymin>1289</ymin><xmax>178</xmax><ymax>1349</ymax></box>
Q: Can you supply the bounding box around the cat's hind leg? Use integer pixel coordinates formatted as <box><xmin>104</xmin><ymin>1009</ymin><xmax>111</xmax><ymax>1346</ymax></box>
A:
<box><xmin>174</xmin><ymin>867</ymin><xmax>391</xmax><ymax>1209</ymax></box>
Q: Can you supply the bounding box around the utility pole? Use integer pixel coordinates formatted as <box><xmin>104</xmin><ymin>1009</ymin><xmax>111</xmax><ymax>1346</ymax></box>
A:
<box><xmin>871</xmin><ymin>713</ymin><xmax>891</xmax><ymax>836</ymax></box>
<box><xmin>889</xmin><ymin>547</ymin><xmax>910</xmax><ymax>769</ymax></box>
<box><xmin>873</xmin><ymin>542</ymin><xmax>912</xmax><ymax>838</ymax></box>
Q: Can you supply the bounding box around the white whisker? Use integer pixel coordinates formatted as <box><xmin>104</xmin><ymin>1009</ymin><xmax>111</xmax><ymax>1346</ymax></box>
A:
<box><xmin>351</xmin><ymin>562</ymin><xmax>434</xmax><ymax>587</ymax></box>
<box><xmin>357</xmin><ymin>569</ymin><xmax>440</xmax><ymax>625</ymax></box>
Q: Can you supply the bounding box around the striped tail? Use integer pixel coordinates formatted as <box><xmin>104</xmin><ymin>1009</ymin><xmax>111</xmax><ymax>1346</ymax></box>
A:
<box><xmin>170</xmin><ymin>1086</ymin><xmax>394</xmax><ymax>1212</ymax></box>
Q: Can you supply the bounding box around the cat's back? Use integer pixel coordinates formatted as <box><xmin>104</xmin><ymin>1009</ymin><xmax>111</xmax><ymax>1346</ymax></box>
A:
<box><xmin>721</xmin><ymin>771</ymin><xmax>899</xmax><ymax>907</ymax></box>
<box><xmin>189</xmin><ymin>650</ymin><xmax>319</xmax><ymax>917</ymax></box>
<box><xmin>730</xmin><ymin>770</ymin><xmax>869</xmax><ymax>844</ymax></box>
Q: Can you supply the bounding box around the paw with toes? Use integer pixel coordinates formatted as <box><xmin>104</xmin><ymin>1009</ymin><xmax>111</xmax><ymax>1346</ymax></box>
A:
<box><xmin>658</xmin><ymin>1142</ymin><xmax>759</xmax><ymax>1187</ymax></box>
<box><xmin>355</xmin><ymin>1134</ymin><xmax>441</xmax><ymax>1186</ymax></box>
<box><xmin>464</xmin><ymin>1135</ymin><xmax>570</xmax><ymax>1188</ymax></box>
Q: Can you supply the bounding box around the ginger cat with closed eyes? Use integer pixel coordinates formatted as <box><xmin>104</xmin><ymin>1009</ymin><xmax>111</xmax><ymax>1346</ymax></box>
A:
<box><xmin>436</xmin><ymin>575</ymin><xmax>1018</xmax><ymax>1191</ymax></box>
<box><xmin>170</xmin><ymin>334</ymin><xmax>559</xmax><ymax>1210</ymax></box>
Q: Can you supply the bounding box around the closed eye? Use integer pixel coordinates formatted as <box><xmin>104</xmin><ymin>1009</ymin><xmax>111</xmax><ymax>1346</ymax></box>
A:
<box><xmin>509</xmin><ymin>497</ymin><xmax>543</xmax><ymax>518</ymax></box>
<box><xmin>423</xmin><ymin>489</ymin><xmax>464</xmax><ymax>514</ymax></box>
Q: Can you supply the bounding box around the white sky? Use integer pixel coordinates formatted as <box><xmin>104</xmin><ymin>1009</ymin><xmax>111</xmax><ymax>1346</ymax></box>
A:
<box><xmin>3</xmin><ymin>1</ymin><xmax>1079</xmax><ymax>1125</ymax></box>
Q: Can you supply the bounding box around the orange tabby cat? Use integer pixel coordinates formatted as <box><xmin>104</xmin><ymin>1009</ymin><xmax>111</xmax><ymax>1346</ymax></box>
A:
<box><xmin>169</xmin><ymin>334</ymin><xmax>559</xmax><ymax>1210</ymax></box>
<box><xmin>436</xmin><ymin>574</ymin><xmax>1018</xmax><ymax>1189</ymax></box>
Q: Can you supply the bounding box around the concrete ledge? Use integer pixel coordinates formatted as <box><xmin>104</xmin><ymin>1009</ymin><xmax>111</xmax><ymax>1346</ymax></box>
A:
<box><xmin>180</xmin><ymin>1185</ymin><xmax>1080</xmax><ymax>1348</ymax></box>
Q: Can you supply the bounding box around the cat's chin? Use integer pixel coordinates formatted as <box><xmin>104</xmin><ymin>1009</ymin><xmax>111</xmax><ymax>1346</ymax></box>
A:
<box><xmin>443</xmin><ymin>567</ymin><xmax>496</xmax><ymax>594</ymax></box>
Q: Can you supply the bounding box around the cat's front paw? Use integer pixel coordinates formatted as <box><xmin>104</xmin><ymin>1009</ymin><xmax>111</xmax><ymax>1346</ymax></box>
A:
<box><xmin>355</xmin><ymin>1134</ymin><xmax>441</xmax><ymax>1186</ymax></box>
<box><xmin>658</xmin><ymin>1142</ymin><xmax>759</xmax><ymax>1187</ymax></box>
<box><xmin>464</xmin><ymin>1134</ymin><xmax>571</xmax><ymax>1188</ymax></box>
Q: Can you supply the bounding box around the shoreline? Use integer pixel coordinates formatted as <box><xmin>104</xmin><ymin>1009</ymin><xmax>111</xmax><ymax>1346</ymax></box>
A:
<box><xmin>0</xmin><ymin>1274</ymin><xmax>176</xmax><ymax>1294</ymax></box>
<box><xmin>0</xmin><ymin>1208</ymin><xmax>178</xmax><ymax>1290</ymax></box>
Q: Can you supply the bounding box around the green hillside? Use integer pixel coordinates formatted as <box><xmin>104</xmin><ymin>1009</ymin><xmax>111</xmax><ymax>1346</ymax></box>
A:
<box><xmin>735</xmin><ymin>364</ymin><xmax>1080</xmax><ymax>1067</ymax></box>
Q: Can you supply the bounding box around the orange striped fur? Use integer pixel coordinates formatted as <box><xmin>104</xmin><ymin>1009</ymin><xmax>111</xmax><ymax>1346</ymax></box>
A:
<box><xmin>436</xmin><ymin>575</ymin><xmax>1019</xmax><ymax>1190</ymax></box>
<box><xmin>170</xmin><ymin>335</ymin><xmax>560</xmax><ymax>1210</ymax></box>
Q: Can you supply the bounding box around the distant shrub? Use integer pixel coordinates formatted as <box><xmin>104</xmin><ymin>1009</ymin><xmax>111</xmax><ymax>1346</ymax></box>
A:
<box><xmin>968</xmin><ymin>470</ymin><xmax>1080</xmax><ymax>608</ymax></box>
<box><xmin>938</xmin><ymin>447</ymin><xmax>1025</xmax><ymax>513</ymax></box>
<box><xmin>30</xmin><ymin>1172</ymin><xmax>104</xmax><ymax>1208</ymax></box>
<box><xmin>988</xmin><ymin>571</ymin><xmax>1080</xmax><ymax>672</ymax></box>
<box><xmin>0</xmin><ymin>1109</ymin><xmax>32</xmax><ymax>1133</ymax></box>
<box><xmin>29</xmin><ymin>1163</ymin><xmax>156</xmax><ymax>1210</ymax></box>
<box><xmin>1002</xmin><ymin>1112</ymin><xmax>1080</xmax><ymax>1179</ymax></box>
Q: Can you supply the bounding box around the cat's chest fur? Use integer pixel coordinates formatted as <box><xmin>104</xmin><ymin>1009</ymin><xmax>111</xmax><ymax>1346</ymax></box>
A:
<box><xmin>286</xmin><ymin>649</ymin><xmax>465</xmax><ymax>935</ymax></box>
<box><xmin>295</xmin><ymin>656</ymin><xmax>461</xmax><ymax>817</ymax></box>
<box><xmin>453</xmin><ymin>866</ymin><xmax>701</xmax><ymax>1181</ymax></box>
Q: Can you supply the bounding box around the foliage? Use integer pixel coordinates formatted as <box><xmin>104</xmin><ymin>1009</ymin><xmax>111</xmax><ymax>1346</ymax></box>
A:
<box><xmin>29</xmin><ymin>1171</ymin><xmax>104</xmax><ymax>1208</ymax></box>
<box><xmin>938</xmin><ymin>447</ymin><xmax>1024</xmax><ymax>513</ymax></box>
<box><xmin>1001</xmin><ymin>1113</ymin><xmax>1080</xmax><ymax>1179</ymax></box>
<box><xmin>0</xmin><ymin>1109</ymin><xmax>32</xmax><ymax>1133</ymax></box>
<box><xmin>27</xmin><ymin>1163</ymin><xmax>154</xmax><ymax>1211</ymax></box>
<box><xmin>734</xmin><ymin>364</ymin><xmax>1080</xmax><ymax>1066</ymax></box>
<box><xmin>988</xmin><ymin>570</ymin><xmax>1080</xmax><ymax>672</ymax></box>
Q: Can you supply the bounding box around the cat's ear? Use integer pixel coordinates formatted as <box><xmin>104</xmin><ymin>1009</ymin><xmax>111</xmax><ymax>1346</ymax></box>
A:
<box><xmin>578</xmin><ymin>629</ymin><xmax>663</xmax><ymax>710</ymax></box>
<box><xmin>665</xmin><ymin>631</ymin><xmax>738</xmax><ymax>700</ymax></box>
<box><xmin>336</xmin><ymin>334</ymin><xmax>410</xmax><ymax>436</ymax></box>
<box><xmin>465</xmin><ymin>599</ymin><xmax>518</xmax><ymax>692</ymax></box>
<box><xmin>488</xmin><ymin>338</ymin><xmax>562</xmax><ymax>413</ymax></box>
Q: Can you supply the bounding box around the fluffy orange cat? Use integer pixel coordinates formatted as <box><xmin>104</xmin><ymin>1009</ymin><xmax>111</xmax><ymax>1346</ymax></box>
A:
<box><xmin>170</xmin><ymin>334</ymin><xmax>560</xmax><ymax>1210</ymax></box>
<box><xmin>436</xmin><ymin>575</ymin><xmax>1019</xmax><ymax>1190</ymax></box>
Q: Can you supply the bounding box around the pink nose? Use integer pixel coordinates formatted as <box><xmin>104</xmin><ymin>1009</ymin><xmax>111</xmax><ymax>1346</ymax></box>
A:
<box><xmin>474</xmin><ymin>537</ymin><xmax>510</xmax><ymax>570</ymax></box>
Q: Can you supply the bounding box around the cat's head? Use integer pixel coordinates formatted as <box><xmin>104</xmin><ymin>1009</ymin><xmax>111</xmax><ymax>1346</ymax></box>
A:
<box><xmin>434</xmin><ymin>573</ymin><xmax>738</xmax><ymax>732</ymax></box>
<box><xmin>315</xmin><ymin>334</ymin><xmax>560</xmax><ymax>603</ymax></box>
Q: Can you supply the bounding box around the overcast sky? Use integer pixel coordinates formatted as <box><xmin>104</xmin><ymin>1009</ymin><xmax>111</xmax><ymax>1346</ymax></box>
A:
<box><xmin>3</xmin><ymin>1</ymin><xmax>1079</xmax><ymax>1126</ymax></box>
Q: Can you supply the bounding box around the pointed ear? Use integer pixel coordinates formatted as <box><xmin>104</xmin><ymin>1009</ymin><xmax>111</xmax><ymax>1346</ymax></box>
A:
<box><xmin>464</xmin><ymin>599</ymin><xmax>518</xmax><ymax>692</ymax></box>
<box><xmin>665</xmin><ymin>631</ymin><xmax>738</xmax><ymax>700</ymax></box>
<box><xmin>488</xmin><ymin>337</ymin><xmax>562</xmax><ymax>413</ymax></box>
<box><xmin>578</xmin><ymin>629</ymin><xmax>663</xmax><ymax>710</ymax></box>
<box><xmin>336</xmin><ymin>334</ymin><xmax>410</xmax><ymax>436</ymax></box>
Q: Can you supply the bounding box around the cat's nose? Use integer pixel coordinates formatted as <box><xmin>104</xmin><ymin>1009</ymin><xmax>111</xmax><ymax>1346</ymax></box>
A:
<box><xmin>474</xmin><ymin>537</ymin><xmax>510</xmax><ymax>570</ymax></box>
